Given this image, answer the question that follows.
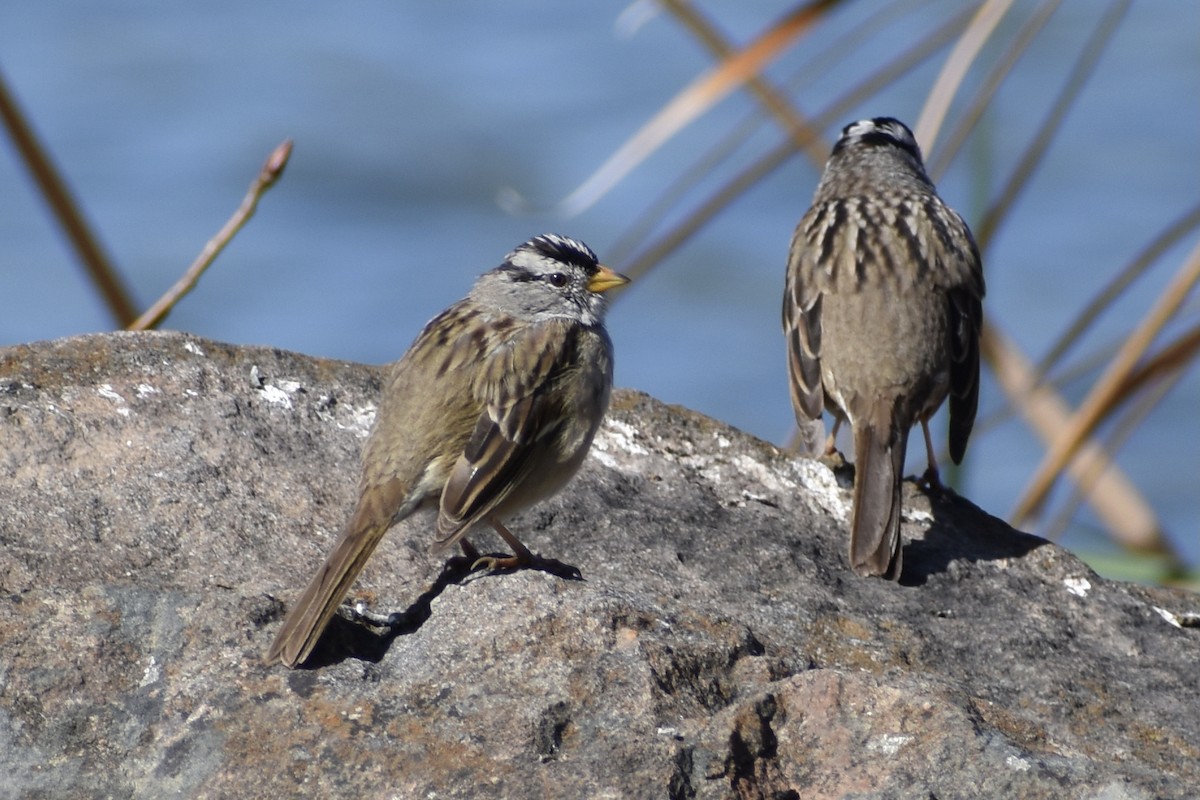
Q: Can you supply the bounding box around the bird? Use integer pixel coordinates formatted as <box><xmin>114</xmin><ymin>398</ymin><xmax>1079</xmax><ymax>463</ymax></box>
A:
<box><xmin>267</xmin><ymin>234</ymin><xmax>629</xmax><ymax>668</ymax></box>
<box><xmin>783</xmin><ymin>117</ymin><xmax>984</xmax><ymax>580</ymax></box>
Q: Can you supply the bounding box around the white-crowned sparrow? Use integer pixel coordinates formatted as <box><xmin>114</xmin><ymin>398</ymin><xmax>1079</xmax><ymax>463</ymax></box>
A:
<box><xmin>267</xmin><ymin>234</ymin><xmax>628</xmax><ymax>667</ymax></box>
<box><xmin>783</xmin><ymin>117</ymin><xmax>984</xmax><ymax>580</ymax></box>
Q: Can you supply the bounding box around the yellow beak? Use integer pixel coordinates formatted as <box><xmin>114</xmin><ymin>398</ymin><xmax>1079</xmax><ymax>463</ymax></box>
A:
<box><xmin>587</xmin><ymin>265</ymin><xmax>631</xmax><ymax>294</ymax></box>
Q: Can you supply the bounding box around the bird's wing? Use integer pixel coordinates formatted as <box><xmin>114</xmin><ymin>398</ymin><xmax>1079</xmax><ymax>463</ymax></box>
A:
<box><xmin>784</xmin><ymin>207</ymin><xmax>828</xmax><ymax>422</ymax></box>
<box><xmin>432</xmin><ymin>318</ymin><xmax>575</xmax><ymax>549</ymax></box>
<box><xmin>943</xmin><ymin>210</ymin><xmax>985</xmax><ymax>464</ymax></box>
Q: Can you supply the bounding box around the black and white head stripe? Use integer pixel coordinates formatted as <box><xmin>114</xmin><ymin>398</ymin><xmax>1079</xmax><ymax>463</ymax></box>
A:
<box><xmin>507</xmin><ymin>234</ymin><xmax>599</xmax><ymax>275</ymax></box>
<box><xmin>833</xmin><ymin>117</ymin><xmax>924</xmax><ymax>163</ymax></box>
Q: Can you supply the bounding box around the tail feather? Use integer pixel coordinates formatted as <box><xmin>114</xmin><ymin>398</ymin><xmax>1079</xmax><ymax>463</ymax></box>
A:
<box><xmin>267</xmin><ymin>484</ymin><xmax>406</xmax><ymax>668</ymax></box>
<box><xmin>849</xmin><ymin>419</ymin><xmax>907</xmax><ymax>580</ymax></box>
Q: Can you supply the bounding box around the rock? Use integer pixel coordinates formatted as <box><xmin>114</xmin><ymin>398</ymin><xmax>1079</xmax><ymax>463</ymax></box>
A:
<box><xmin>1</xmin><ymin>330</ymin><xmax>1196</xmax><ymax>799</ymax></box>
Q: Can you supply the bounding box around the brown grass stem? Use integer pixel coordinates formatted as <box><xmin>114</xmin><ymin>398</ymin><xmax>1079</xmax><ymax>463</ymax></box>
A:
<box><xmin>1036</xmin><ymin>202</ymin><xmax>1200</xmax><ymax>378</ymax></box>
<box><xmin>1045</xmin><ymin>366</ymin><xmax>1186</xmax><ymax>562</ymax></box>
<box><xmin>550</xmin><ymin>0</ymin><xmax>837</xmax><ymax>217</ymax></box>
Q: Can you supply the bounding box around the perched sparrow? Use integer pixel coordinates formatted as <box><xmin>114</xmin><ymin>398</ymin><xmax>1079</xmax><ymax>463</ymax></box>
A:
<box><xmin>267</xmin><ymin>234</ymin><xmax>629</xmax><ymax>668</ymax></box>
<box><xmin>783</xmin><ymin>117</ymin><xmax>984</xmax><ymax>580</ymax></box>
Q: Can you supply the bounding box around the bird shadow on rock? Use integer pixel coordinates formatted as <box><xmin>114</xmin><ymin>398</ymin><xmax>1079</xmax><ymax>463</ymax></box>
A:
<box><xmin>899</xmin><ymin>489</ymin><xmax>1048</xmax><ymax>587</ymax></box>
<box><xmin>294</xmin><ymin>552</ymin><xmax>583</xmax><ymax>670</ymax></box>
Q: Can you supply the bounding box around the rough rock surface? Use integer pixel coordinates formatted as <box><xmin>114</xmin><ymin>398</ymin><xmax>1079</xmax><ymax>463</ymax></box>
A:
<box><xmin>1</xmin><ymin>331</ymin><xmax>1197</xmax><ymax>800</ymax></box>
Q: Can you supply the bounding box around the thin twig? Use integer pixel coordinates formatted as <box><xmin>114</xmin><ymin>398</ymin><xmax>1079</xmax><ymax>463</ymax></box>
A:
<box><xmin>609</xmin><ymin>0</ymin><xmax>930</xmax><ymax>264</ymax></box>
<box><xmin>127</xmin><ymin>140</ymin><xmax>294</xmax><ymax>332</ymax></box>
<box><xmin>1113</xmin><ymin>324</ymin><xmax>1200</xmax><ymax>403</ymax></box>
<box><xmin>0</xmin><ymin>67</ymin><xmax>137</xmax><ymax>326</ymax></box>
<box><xmin>974</xmin><ymin>316</ymin><xmax>1199</xmax><ymax>439</ymax></box>
<box><xmin>606</xmin><ymin>103</ymin><xmax>790</xmax><ymax>266</ymax></box>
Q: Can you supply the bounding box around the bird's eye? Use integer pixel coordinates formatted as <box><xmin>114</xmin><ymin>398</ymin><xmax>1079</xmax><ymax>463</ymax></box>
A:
<box><xmin>547</xmin><ymin>272</ymin><xmax>568</xmax><ymax>287</ymax></box>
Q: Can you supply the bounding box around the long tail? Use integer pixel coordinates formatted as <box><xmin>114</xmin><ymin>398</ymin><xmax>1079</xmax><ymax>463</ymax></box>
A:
<box><xmin>266</xmin><ymin>499</ymin><xmax>394</xmax><ymax>668</ymax></box>
<box><xmin>849</xmin><ymin>414</ymin><xmax>907</xmax><ymax>580</ymax></box>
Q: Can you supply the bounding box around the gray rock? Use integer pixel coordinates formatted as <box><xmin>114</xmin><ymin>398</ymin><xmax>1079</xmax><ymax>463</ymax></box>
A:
<box><xmin>1</xmin><ymin>330</ymin><xmax>1196</xmax><ymax>799</ymax></box>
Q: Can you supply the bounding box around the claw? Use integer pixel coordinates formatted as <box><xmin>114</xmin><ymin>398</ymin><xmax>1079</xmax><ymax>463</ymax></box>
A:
<box><xmin>459</xmin><ymin>517</ymin><xmax>581</xmax><ymax>579</ymax></box>
<box><xmin>470</xmin><ymin>554</ymin><xmax>527</xmax><ymax>572</ymax></box>
<box><xmin>918</xmin><ymin>419</ymin><xmax>947</xmax><ymax>494</ymax></box>
<box><xmin>920</xmin><ymin>465</ymin><xmax>946</xmax><ymax>493</ymax></box>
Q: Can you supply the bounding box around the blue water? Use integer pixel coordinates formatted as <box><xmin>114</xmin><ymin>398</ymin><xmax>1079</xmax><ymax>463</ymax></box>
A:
<box><xmin>2</xmin><ymin>2</ymin><xmax>1196</xmax><ymax>571</ymax></box>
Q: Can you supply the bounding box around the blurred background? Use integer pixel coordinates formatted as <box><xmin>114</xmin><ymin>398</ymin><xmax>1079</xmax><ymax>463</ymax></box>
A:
<box><xmin>1</xmin><ymin>1</ymin><xmax>1196</xmax><ymax>582</ymax></box>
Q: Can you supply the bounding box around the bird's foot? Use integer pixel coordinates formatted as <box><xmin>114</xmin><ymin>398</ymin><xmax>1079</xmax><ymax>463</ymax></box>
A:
<box><xmin>347</xmin><ymin>599</ymin><xmax>403</xmax><ymax>628</ymax></box>
<box><xmin>460</xmin><ymin>535</ymin><xmax>534</xmax><ymax>572</ymax></box>
<box><xmin>470</xmin><ymin>553</ymin><xmax>529</xmax><ymax>572</ymax></box>
<box><xmin>919</xmin><ymin>466</ymin><xmax>947</xmax><ymax>494</ymax></box>
<box><xmin>818</xmin><ymin>447</ymin><xmax>848</xmax><ymax>472</ymax></box>
<box><xmin>466</xmin><ymin>551</ymin><xmax>582</xmax><ymax>581</ymax></box>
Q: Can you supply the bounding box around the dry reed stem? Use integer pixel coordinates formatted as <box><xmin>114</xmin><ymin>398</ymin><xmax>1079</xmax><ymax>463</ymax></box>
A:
<box><xmin>1113</xmin><ymin>325</ymin><xmax>1200</xmax><ymax>404</ymax></box>
<box><xmin>1037</xmin><ymin>203</ymin><xmax>1200</xmax><ymax>378</ymax></box>
<box><xmin>127</xmin><ymin>140</ymin><xmax>293</xmax><ymax>332</ymax></box>
<box><xmin>659</xmin><ymin>0</ymin><xmax>829</xmax><ymax>167</ymax></box>
<box><xmin>0</xmin><ymin>68</ymin><xmax>137</xmax><ymax>326</ymax></box>
<box><xmin>976</xmin><ymin>0</ymin><xmax>1131</xmax><ymax>248</ymax></box>
<box><xmin>1012</xmin><ymin>236</ymin><xmax>1200</xmax><ymax>526</ymax></box>
<box><xmin>927</xmin><ymin>0</ymin><xmax>1064</xmax><ymax>181</ymax></box>
<box><xmin>915</xmin><ymin>0</ymin><xmax>1016</xmax><ymax>153</ymax></box>
<box><xmin>617</xmin><ymin>6</ymin><xmax>972</xmax><ymax>279</ymax></box>
<box><xmin>1046</xmin><ymin>366</ymin><xmax>1186</xmax><ymax>557</ymax></box>
<box><xmin>982</xmin><ymin>322</ymin><xmax>1168</xmax><ymax>554</ymax></box>
<box><xmin>549</xmin><ymin>0</ymin><xmax>837</xmax><ymax>216</ymax></box>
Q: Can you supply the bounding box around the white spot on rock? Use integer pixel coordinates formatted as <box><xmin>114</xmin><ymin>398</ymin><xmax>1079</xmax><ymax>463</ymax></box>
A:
<box><xmin>140</xmin><ymin>655</ymin><xmax>160</xmax><ymax>687</ymax></box>
<box><xmin>593</xmin><ymin>419</ymin><xmax>650</xmax><ymax>469</ymax></box>
<box><xmin>1153</xmin><ymin>606</ymin><xmax>1181</xmax><ymax>628</ymax></box>
<box><xmin>731</xmin><ymin>454</ymin><xmax>796</xmax><ymax>496</ymax></box>
<box><xmin>258</xmin><ymin>384</ymin><xmax>294</xmax><ymax>410</ymax></box>
<box><xmin>590</xmin><ymin>449</ymin><xmax>619</xmax><ymax>469</ymax></box>
<box><xmin>337</xmin><ymin>403</ymin><xmax>377</xmax><ymax>438</ymax></box>
<box><xmin>866</xmin><ymin>733</ymin><xmax>911</xmax><ymax>756</ymax></box>
<box><xmin>600</xmin><ymin>418</ymin><xmax>649</xmax><ymax>455</ymax></box>
<box><xmin>903</xmin><ymin>507</ymin><xmax>934</xmax><ymax>524</ymax></box>
<box><xmin>1063</xmin><ymin>577</ymin><xmax>1091</xmax><ymax>598</ymax></box>
<box><xmin>785</xmin><ymin>457</ymin><xmax>848</xmax><ymax>520</ymax></box>
<box><xmin>1006</xmin><ymin>755</ymin><xmax>1031</xmax><ymax>771</ymax></box>
<box><xmin>97</xmin><ymin>384</ymin><xmax>125</xmax><ymax>403</ymax></box>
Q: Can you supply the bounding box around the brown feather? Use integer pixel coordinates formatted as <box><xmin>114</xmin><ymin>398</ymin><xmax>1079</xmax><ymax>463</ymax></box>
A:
<box><xmin>848</xmin><ymin>409</ymin><xmax>906</xmax><ymax>580</ymax></box>
<box><xmin>266</xmin><ymin>477</ymin><xmax>412</xmax><ymax>667</ymax></box>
